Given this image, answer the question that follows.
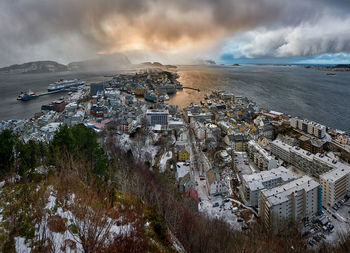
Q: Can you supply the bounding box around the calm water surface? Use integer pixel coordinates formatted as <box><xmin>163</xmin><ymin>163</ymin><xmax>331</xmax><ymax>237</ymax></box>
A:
<box><xmin>1</xmin><ymin>65</ymin><xmax>350</xmax><ymax>132</ymax></box>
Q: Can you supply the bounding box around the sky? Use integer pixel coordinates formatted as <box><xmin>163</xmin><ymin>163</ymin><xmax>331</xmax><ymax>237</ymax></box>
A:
<box><xmin>1</xmin><ymin>0</ymin><xmax>350</xmax><ymax>67</ymax></box>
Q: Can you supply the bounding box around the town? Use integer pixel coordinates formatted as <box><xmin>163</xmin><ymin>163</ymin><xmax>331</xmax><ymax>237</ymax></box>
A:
<box><xmin>1</xmin><ymin>69</ymin><xmax>350</xmax><ymax>249</ymax></box>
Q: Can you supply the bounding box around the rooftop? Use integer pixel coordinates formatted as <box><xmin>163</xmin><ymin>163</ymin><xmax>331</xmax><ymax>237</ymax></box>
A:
<box><xmin>243</xmin><ymin>166</ymin><xmax>296</xmax><ymax>191</ymax></box>
<box><xmin>319</xmin><ymin>164</ymin><xmax>350</xmax><ymax>183</ymax></box>
<box><xmin>262</xmin><ymin>176</ymin><xmax>319</xmax><ymax>206</ymax></box>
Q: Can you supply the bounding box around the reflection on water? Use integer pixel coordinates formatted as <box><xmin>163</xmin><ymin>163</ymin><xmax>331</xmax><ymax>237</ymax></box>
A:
<box><xmin>168</xmin><ymin>65</ymin><xmax>350</xmax><ymax>132</ymax></box>
<box><xmin>1</xmin><ymin>65</ymin><xmax>350</xmax><ymax>132</ymax></box>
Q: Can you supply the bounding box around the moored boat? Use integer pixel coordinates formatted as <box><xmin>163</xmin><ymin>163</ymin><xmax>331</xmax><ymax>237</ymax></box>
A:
<box><xmin>17</xmin><ymin>90</ymin><xmax>38</xmax><ymax>101</ymax></box>
<box><xmin>48</xmin><ymin>79</ymin><xmax>84</xmax><ymax>92</ymax></box>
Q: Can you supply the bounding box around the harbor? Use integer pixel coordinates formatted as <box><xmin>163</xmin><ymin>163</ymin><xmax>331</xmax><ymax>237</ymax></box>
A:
<box><xmin>17</xmin><ymin>79</ymin><xmax>85</xmax><ymax>101</ymax></box>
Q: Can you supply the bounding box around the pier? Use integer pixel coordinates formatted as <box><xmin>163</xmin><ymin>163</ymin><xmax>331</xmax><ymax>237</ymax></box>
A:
<box><xmin>37</xmin><ymin>89</ymin><xmax>71</xmax><ymax>97</ymax></box>
<box><xmin>183</xmin><ymin>86</ymin><xmax>200</xmax><ymax>92</ymax></box>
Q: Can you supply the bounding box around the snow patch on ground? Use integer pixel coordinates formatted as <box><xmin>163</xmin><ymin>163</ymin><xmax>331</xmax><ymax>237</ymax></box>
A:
<box><xmin>15</xmin><ymin>237</ymin><xmax>31</xmax><ymax>253</ymax></box>
<box><xmin>45</xmin><ymin>194</ymin><xmax>57</xmax><ymax>210</ymax></box>
<box><xmin>159</xmin><ymin>151</ymin><xmax>172</xmax><ymax>173</ymax></box>
<box><xmin>176</xmin><ymin>162</ymin><xmax>190</xmax><ymax>180</ymax></box>
<box><xmin>116</xmin><ymin>133</ymin><xmax>131</xmax><ymax>151</ymax></box>
<box><xmin>38</xmin><ymin>188</ymin><xmax>136</xmax><ymax>252</ymax></box>
<box><xmin>199</xmin><ymin>196</ymin><xmax>242</xmax><ymax>231</ymax></box>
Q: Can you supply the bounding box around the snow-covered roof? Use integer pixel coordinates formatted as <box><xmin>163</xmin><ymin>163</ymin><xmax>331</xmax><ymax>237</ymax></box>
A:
<box><xmin>243</xmin><ymin>166</ymin><xmax>296</xmax><ymax>192</ymax></box>
<box><xmin>262</xmin><ymin>176</ymin><xmax>319</xmax><ymax>206</ymax></box>
<box><xmin>320</xmin><ymin>164</ymin><xmax>350</xmax><ymax>183</ymax></box>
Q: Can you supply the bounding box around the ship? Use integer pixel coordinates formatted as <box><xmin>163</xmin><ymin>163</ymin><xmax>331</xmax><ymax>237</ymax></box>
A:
<box><xmin>17</xmin><ymin>90</ymin><xmax>38</xmax><ymax>101</ymax></box>
<box><xmin>48</xmin><ymin>79</ymin><xmax>85</xmax><ymax>92</ymax></box>
<box><xmin>144</xmin><ymin>91</ymin><xmax>158</xmax><ymax>103</ymax></box>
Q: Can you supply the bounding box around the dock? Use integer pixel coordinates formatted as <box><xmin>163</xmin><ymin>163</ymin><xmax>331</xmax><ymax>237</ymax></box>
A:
<box><xmin>183</xmin><ymin>86</ymin><xmax>200</xmax><ymax>92</ymax></box>
<box><xmin>37</xmin><ymin>89</ymin><xmax>71</xmax><ymax>97</ymax></box>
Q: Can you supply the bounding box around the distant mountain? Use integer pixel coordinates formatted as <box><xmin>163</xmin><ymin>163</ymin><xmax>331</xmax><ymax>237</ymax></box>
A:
<box><xmin>0</xmin><ymin>61</ymin><xmax>68</xmax><ymax>74</ymax></box>
<box><xmin>68</xmin><ymin>53</ymin><xmax>131</xmax><ymax>71</ymax></box>
<box><xmin>140</xmin><ymin>62</ymin><xmax>177</xmax><ymax>69</ymax></box>
<box><xmin>0</xmin><ymin>53</ymin><xmax>131</xmax><ymax>74</ymax></box>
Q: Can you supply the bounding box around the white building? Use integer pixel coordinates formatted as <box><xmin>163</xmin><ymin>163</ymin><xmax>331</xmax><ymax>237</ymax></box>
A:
<box><xmin>206</xmin><ymin>169</ymin><xmax>229</xmax><ymax>196</ymax></box>
<box><xmin>242</xmin><ymin>167</ymin><xmax>297</xmax><ymax>207</ymax></box>
<box><xmin>270</xmin><ymin>140</ymin><xmax>291</xmax><ymax>164</ymax></box>
<box><xmin>146</xmin><ymin>109</ymin><xmax>169</xmax><ymax>126</ymax></box>
<box><xmin>247</xmin><ymin>140</ymin><xmax>279</xmax><ymax>171</ymax></box>
<box><xmin>320</xmin><ymin>164</ymin><xmax>350</xmax><ymax>207</ymax></box>
<box><xmin>290</xmin><ymin>117</ymin><xmax>326</xmax><ymax>139</ymax></box>
<box><xmin>271</xmin><ymin>140</ymin><xmax>339</xmax><ymax>177</ymax></box>
<box><xmin>259</xmin><ymin>176</ymin><xmax>322</xmax><ymax>233</ymax></box>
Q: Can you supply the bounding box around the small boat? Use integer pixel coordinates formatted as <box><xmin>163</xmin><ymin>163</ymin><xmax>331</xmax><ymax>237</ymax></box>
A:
<box><xmin>17</xmin><ymin>90</ymin><xmax>38</xmax><ymax>101</ymax></box>
<box><xmin>327</xmin><ymin>73</ymin><xmax>336</xmax><ymax>76</ymax></box>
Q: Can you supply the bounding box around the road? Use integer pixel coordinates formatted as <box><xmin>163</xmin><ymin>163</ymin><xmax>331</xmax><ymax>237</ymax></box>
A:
<box><xmin>187</xmin><ymin>124</ymin><xmax>212</xmax><ymax>200</ymax></box>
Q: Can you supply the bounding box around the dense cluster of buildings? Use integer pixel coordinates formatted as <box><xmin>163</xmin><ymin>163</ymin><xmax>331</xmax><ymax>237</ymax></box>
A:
<box><xmin>2</xmin><ymin>69</ymin><xmax>350</xmax><ymax>239</ymax></box>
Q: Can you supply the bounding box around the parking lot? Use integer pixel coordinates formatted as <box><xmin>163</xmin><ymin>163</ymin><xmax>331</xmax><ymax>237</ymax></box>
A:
<box><xmin>303</xmin><ymin>195</ymin><xmax>350</xmax><ymax>248</ymax></box>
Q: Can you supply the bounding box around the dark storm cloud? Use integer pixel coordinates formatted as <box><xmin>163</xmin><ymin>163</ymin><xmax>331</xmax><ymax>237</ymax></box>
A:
<box><xmin>0</xmin><ymin>0</ymin><xmax>349</xmax><ymax>66</ymax></box>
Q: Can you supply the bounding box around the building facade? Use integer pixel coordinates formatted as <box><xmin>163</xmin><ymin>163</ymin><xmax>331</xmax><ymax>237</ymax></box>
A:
<box><xmin>247</xmin><ymin>140</ymin><xmax>278</xmax><ymax>171</ymax></box>
<box><xmin>259</xmin><ymin>176</ymin><xmax>322</xmax><ymax>233</ymax></box>
<box><xmin>146</xmin><ymin>109</ymin><xmax>169</xmax><ymax>126</ymax></box>
<box><xmin>242</xmin><ymin>167</ymin><xmax>296</xmax><ymax>207</ymax></box>
<box><xmin>270</xmin><ymin>140</ymin><xmax>341</xmax><ymax>177</ymax></box>
<box><xmin>290</xmin><ymin>117</ymin><xmax>326</xmax><ymax>139</ymax></box>
<box><xmin>319</xmin><ymin>165</ymin><xmax>350</xmax><ymax>207</ymax></box>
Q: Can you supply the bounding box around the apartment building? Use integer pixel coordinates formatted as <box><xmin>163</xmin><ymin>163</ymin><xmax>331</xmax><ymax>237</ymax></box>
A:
<box><xmin>270</xmin><ymin>139</ymin><xmax>291</xmax><ymax>163</ymax></box>
<box><xmin>242</xmin><ymin>167</ymin><xmax>296</xmax><ymax>207</ymax></box>
<box><xmin>319</xmin><ymin>164</ymin><xmax>350</xmax><ymax>207</ymax></box>
<box><xmin>259</xmin><ymin>176</ymin><xmax>322</xmax><ymax>233</ymax></box>
<box><xmin>247</xmin><ymin>140</ymin><xmax>278</xmax><ymax>171</ymax></box>
<box><xmin>271</xmin><ymin>140</ymin><xmax>336</xmax><ymax>177</ymax></box>
<box><xmin>290</xmin><ymin>117</ymin><xmax>326</xmax><ymax>139</ymax></box>
<box><xmin>298</xmin><ymin>135</ymin><xmax>325</xmax><ymax>154</ymax></box>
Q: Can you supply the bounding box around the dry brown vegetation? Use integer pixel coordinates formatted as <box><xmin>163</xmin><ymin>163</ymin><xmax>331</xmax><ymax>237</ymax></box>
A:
<box><xmin>103</xmin><ymin>137</ymin><xmax>350</xmax><ymax>253</ymax></box>
<box><xmin>2</xmin><ymin>130</ymin><xmax>350</xmax><ymax>253</ymax></box>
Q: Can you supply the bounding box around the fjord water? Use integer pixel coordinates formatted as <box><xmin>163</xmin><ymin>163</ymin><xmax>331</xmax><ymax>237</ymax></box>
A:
<box><xmin>0</xmin><ymin>65</ymin><xmax>350</xmax><ymax>132</ymax></box>
<box><xmin>0</xmin><ymin>71</ymin><xmax>111</xmax><ymax>121</ymax></box>
<box><xmin>170</xmin><ymin>65</ymin><xmax>350</xmax><ymax>132</ymax></box>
